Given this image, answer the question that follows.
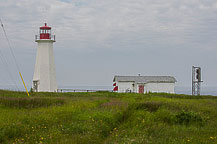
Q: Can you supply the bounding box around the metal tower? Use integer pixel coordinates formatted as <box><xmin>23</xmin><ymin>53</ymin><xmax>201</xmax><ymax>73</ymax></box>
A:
<box><xmin>32</xmin><ymin>23</ymin><xmax>57</xmax><ymax>92</ymax></box>
<box><xmin>192</xmin><ymin>66</ymin><xmax>202</xmax><ymax>95</ymax></box>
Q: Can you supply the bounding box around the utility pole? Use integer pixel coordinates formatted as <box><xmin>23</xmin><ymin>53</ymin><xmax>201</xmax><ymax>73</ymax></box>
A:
<box><xmin>192</xmin><ymin>66</ymin><xmax>202</xmax><ymax>95</ymax></box>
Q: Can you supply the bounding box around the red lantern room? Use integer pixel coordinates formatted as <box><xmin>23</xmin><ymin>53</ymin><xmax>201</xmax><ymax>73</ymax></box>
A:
<box><xmin>35</xmin><ymin>23</ymin><xmax>55</xmax><ymax>42</ymax></box>
<box><xmin>40</xmin><ymin>23</ymin><xmax>51</xmax><ymax>39</ymax></box>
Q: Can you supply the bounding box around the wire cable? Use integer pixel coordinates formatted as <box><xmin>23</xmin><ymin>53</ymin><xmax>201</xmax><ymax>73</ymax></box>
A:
<box><xmin>0</xmin><ymin>19</ymin><xmax>20</xmax><ymax>72</ymax></box>
<box><xmin>0</xmin><ymin>50</ymin><xmax>19</xmax><ymax>90</ymax></box>
<box><xmin>0</xmin><ymin>20</ymin><xmax>19</xmax><ymax>90</ymax></box>
<box><xmin>0</xmin><ymin>18</ymin><xmax>29</xmax><ymax>96</ymax></box>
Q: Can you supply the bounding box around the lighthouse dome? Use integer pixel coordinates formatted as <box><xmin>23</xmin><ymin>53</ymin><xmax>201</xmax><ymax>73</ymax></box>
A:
<box><xmin>40</xmin><ymin>23</ymin><xmax>51</xmax><ymax>30</ymax></box>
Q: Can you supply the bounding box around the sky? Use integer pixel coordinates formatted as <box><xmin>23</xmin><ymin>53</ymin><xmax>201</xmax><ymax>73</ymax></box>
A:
<box><xmin>0</xmin><ymin>0</ymin><xmax>217</xmax><ymax>90</ymax></box>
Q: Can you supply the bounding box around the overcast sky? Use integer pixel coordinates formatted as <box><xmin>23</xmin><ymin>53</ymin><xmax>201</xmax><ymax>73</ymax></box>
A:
<box><xmin>0</xmin><ymin>0</ymin><xmax>217</xmax><ymax>90</ymax></box>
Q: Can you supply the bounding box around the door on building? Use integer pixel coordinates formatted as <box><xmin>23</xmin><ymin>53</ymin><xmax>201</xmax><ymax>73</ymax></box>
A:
<box><xmin>139</xmin><ymin>85</ymin><xmax>144</xmax><ymax>93</ymax></box>
<box><xmin>33</xmin><ymin>80</ymin><xmax>39</xmax><ymax>92</ymax></box>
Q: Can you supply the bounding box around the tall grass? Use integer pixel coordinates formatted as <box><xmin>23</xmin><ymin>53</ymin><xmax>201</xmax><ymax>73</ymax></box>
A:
<box><xmin>0</xmin><ymin>90</ymin><xmax>217</xmax><ymax>143</ymax></box>
<box><xmin>0</xmin><ymin>97</ymin><xmax>66</xmax><ymax>108</ymax></box>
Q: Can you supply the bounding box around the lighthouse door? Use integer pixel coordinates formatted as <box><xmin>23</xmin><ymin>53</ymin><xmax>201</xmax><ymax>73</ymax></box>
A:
<box><xmin>33</xmin><ymin>80</ymin><xmax>39</xmax><ymax>92</ymax></box>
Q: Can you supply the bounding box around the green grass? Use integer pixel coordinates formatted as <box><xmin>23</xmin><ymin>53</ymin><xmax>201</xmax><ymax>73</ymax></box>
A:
<box><xmin>0</xmin><ymin>90</ymin><xmax>217</xmax><ymax>144</ymax></box>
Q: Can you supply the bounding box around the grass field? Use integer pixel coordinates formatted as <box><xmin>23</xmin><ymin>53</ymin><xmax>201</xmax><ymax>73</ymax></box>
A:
<box><xmin>0</xmin><ymin>90</ymin><xmax>217</xmax><ymax>144</ymax></box>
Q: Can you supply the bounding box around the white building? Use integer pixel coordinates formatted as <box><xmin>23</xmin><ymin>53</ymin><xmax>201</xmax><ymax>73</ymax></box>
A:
<box><xmin>32</xmin><ymin>23</ymin><xmax>57</xmax><ymax>92</ymax></box>
<box><xmin>113</xmin><ymin>76</ymin><xmax>177</xmax><ymax>93</ymax></box>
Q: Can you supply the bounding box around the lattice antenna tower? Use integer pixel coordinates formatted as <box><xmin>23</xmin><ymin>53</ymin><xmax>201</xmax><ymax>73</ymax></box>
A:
<box><xmin>192</xmin><ymin>66</ymin><xmax>203</xmax><ymax>95</ymax></box>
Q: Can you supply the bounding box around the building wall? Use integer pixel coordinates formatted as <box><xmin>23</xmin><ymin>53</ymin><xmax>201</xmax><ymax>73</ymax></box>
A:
<box><xmin>33</xmin><ymin>40</ymin><xmax>57</xmax><ymax>92</ymax></box>
<box><xmin>117</xmin><ymin>82</ymin><xmax>135</xmax><ymax>93</ymax></box>
<box><xmin>116</xmin><ymin>82</ymin><xmax>175</xmax><ymax>93</ymax></box>
<box><xmin>143</xmin><ymin>83</ymin><xmax>175</xmax><ymax>93</ymax></box>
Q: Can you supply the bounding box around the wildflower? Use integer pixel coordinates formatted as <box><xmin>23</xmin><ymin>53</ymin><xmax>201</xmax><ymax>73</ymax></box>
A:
<box><xmin>210</xmin><ymin>137</ymin><xmax>214</xmax><ymax>139</ymax></box>
<box><xmin>187</xmin><ymin>139</ymin><xmax>190</xmax><ymax>142</ymax></box>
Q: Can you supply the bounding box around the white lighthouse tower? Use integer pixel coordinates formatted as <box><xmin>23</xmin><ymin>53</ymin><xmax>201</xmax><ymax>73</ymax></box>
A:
<box><xmin>32</xmin><ymin>23</ymin><xmax>57</xmax><ymax>92</ymax></box>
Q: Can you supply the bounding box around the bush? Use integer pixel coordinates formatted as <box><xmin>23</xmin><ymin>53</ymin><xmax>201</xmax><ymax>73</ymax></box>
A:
<box><xmin>175</xmin><ymin>110</ymin><xmax>205</xmax><ymax>125</ymax></box>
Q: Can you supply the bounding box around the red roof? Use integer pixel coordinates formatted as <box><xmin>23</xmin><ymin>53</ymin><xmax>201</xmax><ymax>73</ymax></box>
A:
<box><xmin>40</xmin><ymin>23</ymin><xmax>51</xmax><ymax>30</ymax></box>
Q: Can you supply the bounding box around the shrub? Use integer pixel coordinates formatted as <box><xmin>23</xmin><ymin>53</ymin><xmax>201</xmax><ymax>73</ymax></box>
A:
<box><xmin>175</xmin><ymin>110</ymin><xmax>205</xmax><ymax>125</ymax></box>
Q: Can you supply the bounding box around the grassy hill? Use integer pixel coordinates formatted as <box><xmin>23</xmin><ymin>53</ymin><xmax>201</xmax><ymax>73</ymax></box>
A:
<box><xmin>0</xmin><ymin>90</ymin><xmax>217</xmax><ymax>144</ymax></box>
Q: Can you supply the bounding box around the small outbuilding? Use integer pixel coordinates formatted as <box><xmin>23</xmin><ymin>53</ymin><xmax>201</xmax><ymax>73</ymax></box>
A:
<box><xmin>113</xmin><ymin>75</ymin><xmax>177</xmax><ymax>93</ymax></box>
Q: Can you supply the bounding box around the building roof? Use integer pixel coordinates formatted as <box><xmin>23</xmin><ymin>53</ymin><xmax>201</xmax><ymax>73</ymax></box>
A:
<box><xmin>113</xmin><ymin>76</ymin><xmax>177</xmax><ymax>83</ymax></box>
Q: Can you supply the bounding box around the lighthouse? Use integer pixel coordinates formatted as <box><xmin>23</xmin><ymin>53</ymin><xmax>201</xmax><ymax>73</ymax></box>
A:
<box><xmin>32</xmin><ymin>23</ymin><xmax>57</xmax><ymax>92</ymax></box>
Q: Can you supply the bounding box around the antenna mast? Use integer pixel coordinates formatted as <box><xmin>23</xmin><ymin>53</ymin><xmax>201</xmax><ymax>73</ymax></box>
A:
<box><xmin>192</xmin><ymin>66</ymin><xmax>203</xmax><ymax>96</ymax></box>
